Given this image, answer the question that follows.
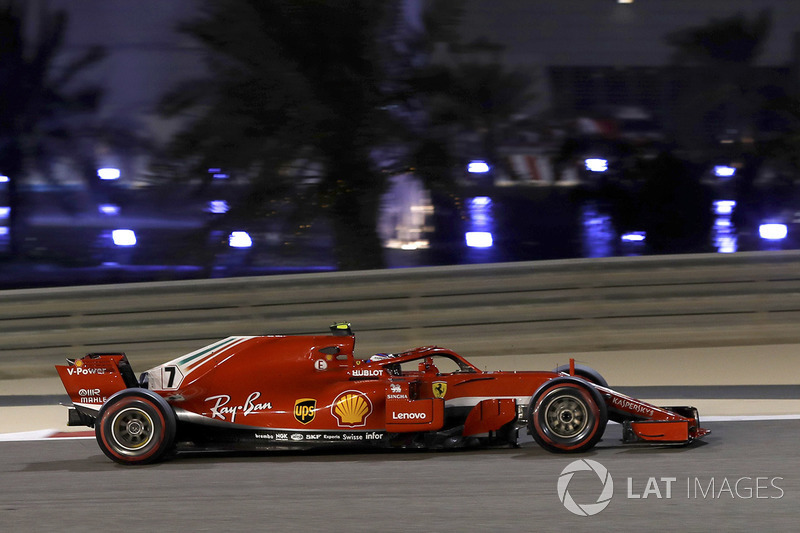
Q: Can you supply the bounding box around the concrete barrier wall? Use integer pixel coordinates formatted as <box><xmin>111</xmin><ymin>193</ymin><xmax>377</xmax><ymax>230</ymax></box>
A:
<box><xmin>2</xmin><ymin>250</ymin><xmax>800</xmax><ymax>378</ymax></box>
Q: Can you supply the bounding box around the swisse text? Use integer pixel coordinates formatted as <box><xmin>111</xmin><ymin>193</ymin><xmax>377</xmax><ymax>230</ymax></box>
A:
<box><xmin>205</xmin><ymin>392</ymin><xmax>273</xmax><ymax>422</ymax></box>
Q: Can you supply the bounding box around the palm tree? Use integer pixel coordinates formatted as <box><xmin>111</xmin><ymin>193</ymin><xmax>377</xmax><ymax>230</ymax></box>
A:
<box><xmin>0</xmin><ymin>0</ymin><xmax>104</xmax><ymax>256</ymax></box>
<box><xmin>411</xmin><ymin>52</ymin><xmax>535</xmax><ymax>184</ymax></box>
<box><xmin>666</xmin><ymin>10</ymin><xmax>771</xmax><ymax>151</ymax></box>
<box><xmin>159</xmin><ymin>0</ymin><xmax>402</xmax><ymax>270</ymax></box>
<box><xmin>160</xmin><ymin>0</ymin><xmax>536</xmax><ymax>271</ymax></box>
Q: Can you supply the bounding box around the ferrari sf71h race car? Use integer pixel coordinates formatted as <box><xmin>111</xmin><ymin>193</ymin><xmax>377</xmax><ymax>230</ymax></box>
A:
<box><xmin>56</xmin><ymin>323</ymin><xmax>709</xmax><ymax>465</ymax></box>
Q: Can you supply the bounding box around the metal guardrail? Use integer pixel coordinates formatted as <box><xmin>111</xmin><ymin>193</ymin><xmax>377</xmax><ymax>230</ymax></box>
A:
<box><xmin>2</xmin><ymin>250</ymin><xmax>800</xmax><ymax>378</ymax></box>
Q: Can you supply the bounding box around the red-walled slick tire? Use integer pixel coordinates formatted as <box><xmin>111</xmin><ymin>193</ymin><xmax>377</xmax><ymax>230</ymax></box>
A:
<box><xmin>96</xmin><ymin>389</ymin><xmax>176</xmax><ymax>465</ymax></box>
<box><xmin>528</xmin><ymin>377</ymin><xmax>607</xmax><ymax>453</ymax></box>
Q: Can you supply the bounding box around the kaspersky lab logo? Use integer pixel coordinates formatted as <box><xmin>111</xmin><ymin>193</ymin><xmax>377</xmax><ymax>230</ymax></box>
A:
<box><xmin>557</xmin><ymin>459</ymin><xmax>614</xmax><ymax>516</ymax></box>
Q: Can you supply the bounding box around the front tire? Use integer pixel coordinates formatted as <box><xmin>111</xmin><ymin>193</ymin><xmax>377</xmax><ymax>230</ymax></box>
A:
<box><xmin>96</xmin><ymin>389</ymin><xmax>176</xmax><ymax>465</ymax></box>
<box><xmin>552</xmin><ymin>363</ymin><xmax>608</xmax><ymax>388</ymax></box>
<box><xmin>528</xmin><ymin>377</ymin><xmax>607</xmax><ymax>453</ymax></box>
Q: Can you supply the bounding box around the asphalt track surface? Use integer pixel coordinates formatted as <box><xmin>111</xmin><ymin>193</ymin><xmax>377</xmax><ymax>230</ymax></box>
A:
<box><xmin>1</xmin><ymin>420</ymin><xmax>798</xmax><ymax>533</ymax></box>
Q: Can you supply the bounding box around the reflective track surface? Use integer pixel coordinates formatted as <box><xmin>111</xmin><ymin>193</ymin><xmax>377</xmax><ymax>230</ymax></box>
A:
<box><xmin>1</xmin><ymin>420</ymin><xmax>798</xmax><ymax>532</ymax></box>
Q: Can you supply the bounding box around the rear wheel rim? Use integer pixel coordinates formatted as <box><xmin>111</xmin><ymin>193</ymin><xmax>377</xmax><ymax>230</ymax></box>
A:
<box><xmin>110</xmin><ymin>407</ymin><xmax>155</xmax><ymax>453</ymax></box>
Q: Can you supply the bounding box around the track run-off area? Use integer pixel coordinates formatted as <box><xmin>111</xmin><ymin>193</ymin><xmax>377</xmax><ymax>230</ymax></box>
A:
<box><xmin>1</xmin><ymin>418</ymin><xmax>799</xmax><ymax>532</ymax></box>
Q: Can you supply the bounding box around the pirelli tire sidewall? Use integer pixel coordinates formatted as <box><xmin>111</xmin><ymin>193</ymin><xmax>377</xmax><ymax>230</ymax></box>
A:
<box><xmin>528</xmin><ymin>377</ymin><xmax>608</xmax><ymax>453</ymax></box>
<box><xmin>96</xmin><ymin>388</ymin><xmax>177</xmax><ymax>465</ymax></box>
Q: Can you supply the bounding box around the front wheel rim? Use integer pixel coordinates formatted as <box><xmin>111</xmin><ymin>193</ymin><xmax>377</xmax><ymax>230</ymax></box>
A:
<box><xmin>542</xmin><ymin>394</ymin><xmax>589</xmax><ymax>439</ymax></box>
<box><xmin>110</xmin><ymin>407</ymin><xmax>155</xmax><ymax>453</ymax></box>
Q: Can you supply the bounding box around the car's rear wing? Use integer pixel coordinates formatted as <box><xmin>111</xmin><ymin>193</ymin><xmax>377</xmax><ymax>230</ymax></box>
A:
<box><xmin>55</xmin><ymin>353</ymin><xmax>140</xmax><ymax>425</ymax></box>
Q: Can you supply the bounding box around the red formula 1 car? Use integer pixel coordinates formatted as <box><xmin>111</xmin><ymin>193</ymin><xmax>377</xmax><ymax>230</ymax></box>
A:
<box><xmin>55</xmin><ymin>323</ymin><xmax>709</xmax><ymax>465</ymax></box>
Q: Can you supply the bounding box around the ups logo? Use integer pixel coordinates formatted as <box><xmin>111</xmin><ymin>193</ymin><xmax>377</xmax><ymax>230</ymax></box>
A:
<box><xmin>294</xmin><ymin>398</ymin><xmax>316</xmax><ymax>424</ymax></box>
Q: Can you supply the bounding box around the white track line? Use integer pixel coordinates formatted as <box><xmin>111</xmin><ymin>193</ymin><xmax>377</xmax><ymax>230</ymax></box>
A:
<box><xmin>0</xmin><ymin>430</ymin><xmax>61</xmax><ymax>442</ymax></box>
<box><xmin>702</xmin><ymin>414</ymin><xmax>800</xmax><ymax>422</ymax></box>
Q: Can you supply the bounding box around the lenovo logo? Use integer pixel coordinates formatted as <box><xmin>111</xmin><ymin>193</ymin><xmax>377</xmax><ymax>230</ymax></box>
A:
<box><xmin>391</xmin><ymin>412</ymin><xmax>427</xmax><ymax>420</ymax></box>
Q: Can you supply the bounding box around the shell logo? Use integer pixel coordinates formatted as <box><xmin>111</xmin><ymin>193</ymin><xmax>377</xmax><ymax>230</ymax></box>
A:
<box><xmin>331</xmin><ymin>391</ymin><xmax>373</xmax><ymax>427</ymax></box>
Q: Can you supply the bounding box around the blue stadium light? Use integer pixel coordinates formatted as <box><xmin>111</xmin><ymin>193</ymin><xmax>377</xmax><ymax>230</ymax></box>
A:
<box><xmin>467</xmin><ymin>161</ymin><xmax>490</xmax><ymax>174</ymax></box>
<box><xmin>465</xmin><ymin>231</ymin><xmax>493</xmax><ymax>248</ymax></box>
<box><xmin>715</xmin><ymin>218</ymin><xmax>731</xmax><ymax>228</ymax></box>
<box><xmin>621</xmin><ymin>231</ymin><xmax>646</xmax><ymax>242</ymax></box>
<box><xmin>209</xmin><ymin>168</ymin><xmax>229</xmax><ymax>179</ymax></box>
<box><xmin>112</xmin><ymin>229</ymin><xmax>137</xmax><ymax>246</ymax></box>
<box><xmin>97</xmin><ymin>167</ymin><xmax>121</xmax><ymax>180</ymax></box>
<box><xmin>759</xmin><ymin>224</ymin><xmax>787</xmax><ymax>241</ymax></box>
<box><xmin>0</xmin><ymin>207</ymin><xmax>9</xmax><ymax>218</ymax></box>
<box><xmin>229</xmin><ymin>231</ymin><xmax>252</xmax><ymax>248</ymax></box>
<box><xmin>98</xmin><ymin>204</ymin><xmax>120</xmax><ymax>216</ymax></box>
<box><xmin>713</xmin><ymin>200</ymin><xmax>736</xmax><ymax>215</ymax></box>
<box><xmin>585</xmin><ymin>158</ymin><xmax>608</xmax><ymax>172</ymax></box>
<box><xmin>208</xmin><ymin>200</ymin><xmax>229</xmax><ymax>214</ymax></box>
<box><xmin>716</xmin><ymin>235</ymin><xmax>737</xmax><ymax>254</ymax></box>
<box><xmin>0</xmin><ymin>175</ymin><xmax>9</xmax><ymax>183</ymax></box>
<box><xmin>713</xmin><ymin>166</ymin><xmax>736</xmax><ymax>178</ymax></box>
<box><xmin>0</xmin><ymin>227</ymin><xmax>7</xmax><ymax>235</ymax></box>
<box><xmin>470</xmin><ymin>196</ymin><xmax>492</xmax><ymax>208</ymax></box>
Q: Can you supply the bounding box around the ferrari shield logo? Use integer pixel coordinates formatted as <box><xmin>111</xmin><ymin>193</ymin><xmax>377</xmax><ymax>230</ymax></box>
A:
<box><xmin>432</xmin><ymin>381</ymin><xmax>447</xmax><ymax>399</ymax></box>
<box><xmin>294</xmin><ymin>398</ymin><xmax>316</xmax><ymax>424</ymax></box>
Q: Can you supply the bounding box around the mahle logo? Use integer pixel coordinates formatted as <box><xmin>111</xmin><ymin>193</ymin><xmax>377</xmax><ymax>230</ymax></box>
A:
<box><xmin>557</xmin><ymin>459</ymin><xmax>614</xmax><ymax>516</ymax></box>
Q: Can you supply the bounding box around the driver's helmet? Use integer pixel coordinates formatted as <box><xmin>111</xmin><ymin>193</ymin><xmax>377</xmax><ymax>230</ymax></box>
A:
<box><xmin>368</xmin><ymin>353</ymin><xmax>392</xmax><ymax>362</ymax></box>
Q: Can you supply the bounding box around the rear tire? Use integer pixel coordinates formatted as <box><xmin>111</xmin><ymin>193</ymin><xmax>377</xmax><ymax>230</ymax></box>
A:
<box><xmin>96</xmin><ymin>389</ymin><xmax>176</xmax><ymax>465</ymax></box>
<box><xmin>528</xmin><ymin>377</ymin><xmax>607</xmax><ymax>453</ymax></box>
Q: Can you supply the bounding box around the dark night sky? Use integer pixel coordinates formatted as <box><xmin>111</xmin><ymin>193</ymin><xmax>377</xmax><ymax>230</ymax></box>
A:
<box><xmin>42</xmin><ymin>0</ymin><xmax>800</xmax><ymax>131</ymax></box>
<box><xmin>461</xmin><ymin>0</ymin><xmax>800</xmax><ymax>67</ymax></box>
<box><xmin>47</xmin><ymin>0</ymin><xmax>204</xmax><ymax>133</ymax></box>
